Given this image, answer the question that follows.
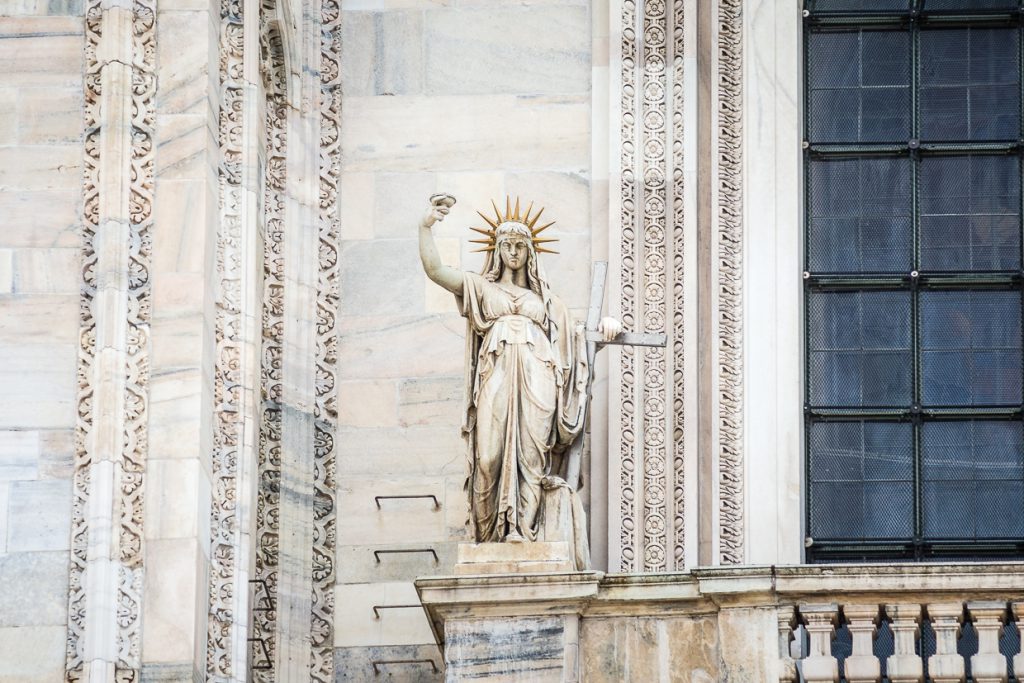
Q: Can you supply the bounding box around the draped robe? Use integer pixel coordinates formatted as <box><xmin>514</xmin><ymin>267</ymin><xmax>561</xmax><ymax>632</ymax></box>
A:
<box><xmin>457</xmin><ymin>272</ymin><xmax>589</xmax><ymax>545</ymax></box>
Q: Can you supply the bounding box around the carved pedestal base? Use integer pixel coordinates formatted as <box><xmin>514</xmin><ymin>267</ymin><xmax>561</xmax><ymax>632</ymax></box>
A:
<box><xmin>417</xmin><ymin>571</ymin><xmax>600</xmax><ymax>682</ymax></box>
<box><xmin>454</xmin><ymin>541</ymin><xmax>574</xmax><ymax>575</ymax></box>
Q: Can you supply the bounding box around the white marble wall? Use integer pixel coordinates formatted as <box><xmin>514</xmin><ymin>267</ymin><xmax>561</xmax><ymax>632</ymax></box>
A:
<box><xmin>336</xmin><ymin>0</ymin><xmax>593</xmax><ymax>676</ymax></box>
<box><xmin>742</xmin><ymin>0</ymin><xmax>803</xmax><ymax>566</ymax></box>
<box><xmin>0</xmin><ymin>5</ymin><xmax>84</xmax><ymax>682</ymax></box>
<box><xmin>141</xmin><ymin>0</ymin><xmax>219</xmax><ymax>677</ymax></box>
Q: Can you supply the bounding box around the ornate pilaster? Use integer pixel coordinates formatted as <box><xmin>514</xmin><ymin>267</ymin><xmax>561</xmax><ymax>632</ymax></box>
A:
<box><xmin>205</xmin><ymin>0</ymin><xmax>247</xmax><ymax>675</ymax></box>
<box><xmin>251</xmin><ymin>76</ymin><xmax>287</xmax><ymax>683</ymax></box>
<box><xmin>311</xmin><ymin>0</ymin><xmax>340</xmax><ymax>677</ymax></box>
<box><xmin>614</xmin><ymin>0</ymin><xmax>688</xmax><ymax>572</ymax></box>
<box><xmin>66</xmin><ymin>0</ymin><xmax>157</xmax><ymax>678</ymax></box>
<box><xmin>713</xmin><ymin>0</ymin><xmax>744</xmax><ymax>566</ymax></box>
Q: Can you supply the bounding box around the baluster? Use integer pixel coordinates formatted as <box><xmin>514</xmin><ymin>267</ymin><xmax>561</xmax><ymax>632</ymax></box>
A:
<box><xmin>967</xmin><ymin>601</ymin><xmax>1008</xmax><ymax>683</ymax></box>
<box><xmin>885</xmin><ymin>603</ymin><xmax>924</xmax><ymax>683</ymax></box>
<box><xmin>778</xmin><ymin>606</ymin><xmax>798</xmax><ymax>683</ymax></box>
<box><xmin>843</xmin><ymin>604</ymin><xmax>881</xmax><ymax>683</ymax></box>
<box><xmin>926</xmin><ymin>602</ymin><xmax>965</xmax><ymax>683</ymax></box>
<box><xmin>800</xmin><ymin>603</ymin><xmax>839</xmax><ymax>683</ymax></box>
<box><xmin>1013</xmin><ymin>602</ymin><xmax>1024</xmax><ymax>679</ymax></box>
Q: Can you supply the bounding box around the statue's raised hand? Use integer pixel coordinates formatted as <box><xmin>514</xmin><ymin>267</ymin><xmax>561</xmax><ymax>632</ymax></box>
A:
<box><xmin>421</xmin><ymin>193</ymin><xmax>456</xmax><ymax>229</ymax></box>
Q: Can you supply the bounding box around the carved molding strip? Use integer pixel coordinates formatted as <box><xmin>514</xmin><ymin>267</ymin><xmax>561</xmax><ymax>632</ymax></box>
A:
<box><xmin>252</xmin><ymin>92</ymin><xmax>286</xmax><ymax>682</ymax></box>
<box><xmin>311</xmin><ymin>0</ymin><xmax>340</xmax><ymax>677</ymax></box>
<box><xmin>640</xmin><ymin>0</ymin><xmax>669</xmax><ymax>573</ymax></box>
<box><xmin>66</xmin><ymin>0</ymin><xmax>156</xmax><ymax>678</ymax></box>
<box><xmin>715</xmin><ymin>0</ymin><xmax>744</xmax><ymax>565</ymax></box>
<box><xmin>670</xmin><ymin>0</ymin><xmax>685</xmax><ymax>568</ymax></box>
<box><xmin>618</xmin><ymin>0</ymin><xmax>638</xmax><ymax>573</ymax></box>
<box><xmin>206</xmin><ymin>0</ymin><xmax>246</xmax><ymax>674</ymax></box>
<box><xmin>617</xmin><ymin>0</ymin><xmax>686</xmax><ymax>573</ymax></box>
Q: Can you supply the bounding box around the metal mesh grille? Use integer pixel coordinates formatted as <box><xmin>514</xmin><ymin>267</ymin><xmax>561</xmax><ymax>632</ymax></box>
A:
<box><xmin>809</xmin><ymin>290</ymin><xmax>913</xmax><ymax>407</ymax></box>
<box><xmin>924</xmin><ymin>0</ymin><xmax>1022</xmax><ymax>11</ymax></box>
<box><xmin>809</xmin><ymin>421</ymin><xmax>914</xmax><ymax>540</ymax></box>
<box><xmin>921</xmin><ymin>28</ymin><xmax>1020</xmax><ymax>142</ymax></box>
<box><xmin>920</xmin><ymin>155</ymin><xmax>1021</xmax><ymax>272</ymax></box>
<box><xmin>922</xmin><ymin>420</ymin><xmax>1024</xmax><ymax>538</ymax></box>
<box><xmin>808</xmin><ymin>30</ymin><xmax>911</xmax><ymax>144</ymax></box>
<box><xmin>809</xmin><ymin>157</ymin><xmax>913</xmax><ymax>274</ymax></box>
<box><xmin>921</xmin><ymin>290</ymin><xmax>1023</xmax><ymax>407</ymax></box>
<box><xmin>809</xmin><ymin>0</ymin><xmax>911</xmax><ymax>12</ymax></box>
<box><xmin>807</xmin><ymin>0</ymin><xmax>1024</xmax><ymax>562</ymax></box>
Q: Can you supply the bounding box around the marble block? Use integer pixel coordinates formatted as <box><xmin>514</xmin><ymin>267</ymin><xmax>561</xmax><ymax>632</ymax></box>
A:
<box><xmin>454</xmin><ymin>541</ymin><xmax>573</xmax><ymax>576</ymax></box>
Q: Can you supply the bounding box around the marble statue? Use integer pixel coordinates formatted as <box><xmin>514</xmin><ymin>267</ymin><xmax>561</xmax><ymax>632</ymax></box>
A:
<box><xmin>418</xmin><ymin>193</ymin><xmax>621</xmax><ymax>570</ymax></box>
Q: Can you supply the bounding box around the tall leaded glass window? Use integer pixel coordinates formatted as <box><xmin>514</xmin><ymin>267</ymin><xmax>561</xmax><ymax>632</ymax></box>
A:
<box><xmin>804</xmin><ymin>0</ymin><xmax>1024</xmax><ymax>562</ymax></box>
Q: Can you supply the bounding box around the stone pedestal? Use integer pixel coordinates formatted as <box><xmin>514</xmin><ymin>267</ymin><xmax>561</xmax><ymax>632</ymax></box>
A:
<box><xmin>454</xmin><ymin>541</ymin><xmax>574</xmax><ymax>575</ymax></box>
<box><xmin>416</xmin><ymin>567</ymin><xmax>600</xmax><ymax>683</ymax></box>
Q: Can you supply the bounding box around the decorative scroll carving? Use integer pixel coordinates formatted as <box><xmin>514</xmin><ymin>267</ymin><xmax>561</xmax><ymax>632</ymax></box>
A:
<box><xmin>617</xmin><ymin>0</ymin><xmax>686</xmax><ymax>573</ymax></box>
<box><xmin>618</xmin><ymin>0</ymin><xmax>638</xmax><ymax>573</ymax></box>
<box><xmin>311</xmin><ymin>0</ymin><xmax>340</xmax><ymax>677</ymax></box>
<box><xmin>206</xmin><ymin>0</ymin><xmax>246</xmax><ymax>673</ymax></box>
<box><xmin>67</xmin><ymin>0</ymin><xmax>156</xmax><ymax>678</ymax></box>
<box><xmin>670</xmin><ymin>0</ymin><xmax>686</xmax><ymax>568</ymax></box>
<box><xmin>716</xmin><ymin>0</ymin><xmax>744</xmax><ymax>565</ymax></box>
<box><xmin>252</xmin><ymin>92</ymin><xmax>286</xmax><ymax>683</ymax></box>
<box><xmin>66</xmin><ymin>4</ymin><xmax>102</xmax><ymax>672</ymax></box>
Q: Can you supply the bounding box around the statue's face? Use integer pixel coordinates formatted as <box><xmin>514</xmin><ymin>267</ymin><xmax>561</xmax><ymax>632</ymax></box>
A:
<box><xmin>498</xmin><ymin>237</ymin><xmax>529</xmax><ymax>271</ymax></box>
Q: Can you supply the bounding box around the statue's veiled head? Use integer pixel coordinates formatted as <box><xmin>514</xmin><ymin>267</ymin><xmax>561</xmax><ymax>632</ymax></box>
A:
<box><xmin>470</xmin><ymin>197</ymin><xmax>559</xmax><ymax>284</ymax></box>
<box><xmin>495</xmin><ymin>221</ymin><xmax>532</xmax><ymax>272</ymax></box>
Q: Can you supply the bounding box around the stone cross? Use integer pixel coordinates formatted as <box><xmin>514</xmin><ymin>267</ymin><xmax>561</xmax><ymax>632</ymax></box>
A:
<box><xmin>564</xmin><ymin>261</ymin><xmax>667</xmax><ymax>489</ymax></box>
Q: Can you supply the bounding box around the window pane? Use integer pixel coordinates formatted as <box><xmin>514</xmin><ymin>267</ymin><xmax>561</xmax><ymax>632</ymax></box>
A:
<box><xmin>809</xmin><ymin>421</ymin><xmax>914</xmax><ymax>540</ymax></box>
<box><xmin>808</xmin><ymin>157</ymin><xmax>912</xmax><ymax>273</ymax></box>
<box><xmin>921</xmin><ymin>28</ymin><xmax>1020</xmax><ymax>141</ymax></box>
<box><xmin>921</xmin><ymin>291</ymin><xmax>1023</xmax><ymax>406</ymax></box>
<box><xmin>808</xmin><ymin>30</ymin><xmax>910</xmax><ymax>143</ymax></box>
<box><xmin>811</xmin><ymin>0</ymin><xmax>910</xmax><ymax>9</ymax></box>
<box><xmin>924</xmin><ymin>0</ymin><xmax>1021</xmax><ymax>11</ymax></box>
<box><xmin>809</xmin><ymin>290</ymin><xmax>912</xmax><ymax>407</ymax></box>
<box><xmin>920</xmin><ymin>155</ymin><xmax>1021</xmax><ymax>272</ymax></box>
<box><xmin>923</xmin><ymin>421</ymin><xmax>1024</xmax><ymax>539</ymax></box>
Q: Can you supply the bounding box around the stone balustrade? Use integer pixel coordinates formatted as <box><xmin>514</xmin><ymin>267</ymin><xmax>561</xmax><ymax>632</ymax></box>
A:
<box><xmin>777</xmin><ymin>567</ymin><xmax>1024</xmax><ymax>683</ymax></box>
<box><xmin>417</xmin><ymin>562</ymin><xmax>1024</xmax><ymax>682</ymax></box>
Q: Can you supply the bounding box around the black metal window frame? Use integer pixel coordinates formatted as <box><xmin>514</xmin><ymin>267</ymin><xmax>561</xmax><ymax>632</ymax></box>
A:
<box><xmin>804</xmin><ymin>0</ymin><xmax>1024</xmax><ymax>562</ymax></box>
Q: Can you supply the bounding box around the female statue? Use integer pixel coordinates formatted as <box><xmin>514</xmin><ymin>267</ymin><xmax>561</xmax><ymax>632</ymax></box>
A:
<box><xmin>418</xmin><ymin>193</ymin><xmax>620</xmax><ymax>567</ymax></box>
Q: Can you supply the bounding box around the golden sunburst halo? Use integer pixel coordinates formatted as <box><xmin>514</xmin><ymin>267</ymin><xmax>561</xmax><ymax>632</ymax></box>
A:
<box><xmin>469</xmin><ymin>196</ymin><xmax>559</xmax><ymax>254</ymax></box>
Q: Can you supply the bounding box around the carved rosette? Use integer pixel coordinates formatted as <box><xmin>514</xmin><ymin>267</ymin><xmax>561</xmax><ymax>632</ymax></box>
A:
<box><xmin>311</xmin><ymin>0</ymin><xmax>341</xmax><ymax>678</ymax></box>
<box><xmin>66</xmin><ymin>0</ymin><xmax>156</xmax><ymax>678</ymax></box>
<box><xmin>206</xmin><ymin>0</ymin><xmax>246</xmax><ymax>674</ymax></box>
<box><xmin>617</xmin><ymin>0</ymin><xmax>686</xmax><ymax>573</ymax></box>
<box><xmin>716</xmin><ymin>0</ymin><xmax>744</xmax><ymax>566</ymax></box>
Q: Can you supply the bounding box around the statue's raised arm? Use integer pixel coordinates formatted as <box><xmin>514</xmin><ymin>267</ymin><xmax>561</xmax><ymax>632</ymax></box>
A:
<box><xmin>418</xmin><ymin>193</ymin><xmax>463</xmax><ymax>294</ymax></box>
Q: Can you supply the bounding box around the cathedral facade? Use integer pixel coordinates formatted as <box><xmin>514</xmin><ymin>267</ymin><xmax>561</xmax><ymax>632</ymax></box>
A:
<box><xmin>1</xmin><ymin>0</ymin><xmax>1022</xmax><ymax>680</ymax></box>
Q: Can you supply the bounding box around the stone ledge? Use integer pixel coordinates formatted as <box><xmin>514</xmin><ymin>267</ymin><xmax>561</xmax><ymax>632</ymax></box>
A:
<box><xmin>416</xmin><ymin>562</ymin><xmax>1024</xmax><ymax>646</ymax></box>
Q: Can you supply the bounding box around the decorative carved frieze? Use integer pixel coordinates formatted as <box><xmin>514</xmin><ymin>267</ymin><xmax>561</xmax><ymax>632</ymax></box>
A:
<box><xmin>311</xmin><ymin>0</ymin><xmax>340</xmax><ymax>678</ymax></box>
<box><xmin>66</xmin><ymin>0</ymin><xmax>157</xmax><ymax>678</ymax></box>
<box><xmin>715</xmin><ymin>0</ymin><xmax>744</xmax><ymax>566</ymax></box>
<box><xmin>617</xmin><ymin>0</ymin><xmax>687</xmax><ymax>573</ymax></box>
<box><xmin>206</xmin><ymin>0</ymin><xmax>247</xmax><ymax>674</ymax></box>
<box><xmin>252</xmin><ymin>92</ymin><xmax>286</xmax><ymax>682</ymax></box>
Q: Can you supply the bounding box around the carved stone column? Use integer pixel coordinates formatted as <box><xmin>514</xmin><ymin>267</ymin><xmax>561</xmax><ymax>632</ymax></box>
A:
<box><xmin>800</xmin><ymin>604</ymin><xmax>839</xmax><ymax>683</ymax></box>
<box><xmin>843</xmin><ymin>604</ymin><xmax>881</xmax><ymax>683</ymax></box>
<box><xmin>65</xmin><ymin>0</ymin><xmax>157</xmax><ymax>679</ymax></box>
<box><xmin>886</xmin><ymin>604</ymin><xmax>924</xmax><ymax>683</ymax></box>
<box><xmin>927</xmin><ymin>602</ymin><xmax>965</xmax><ymax>683</ymax></box>
<box><xmin>968</xmin><ymin>601</ymin><xmax>1009</xmax><ymax>683</ymax></box>
<box><xmin>608</xmin><ymin>0</ymin><xmax>693</xmax><ymax>575</ymax></box>
<box><xmin>777</xmin><ymin>606</ymin><xmax>797</xmax><ymax>683</ymax></box>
